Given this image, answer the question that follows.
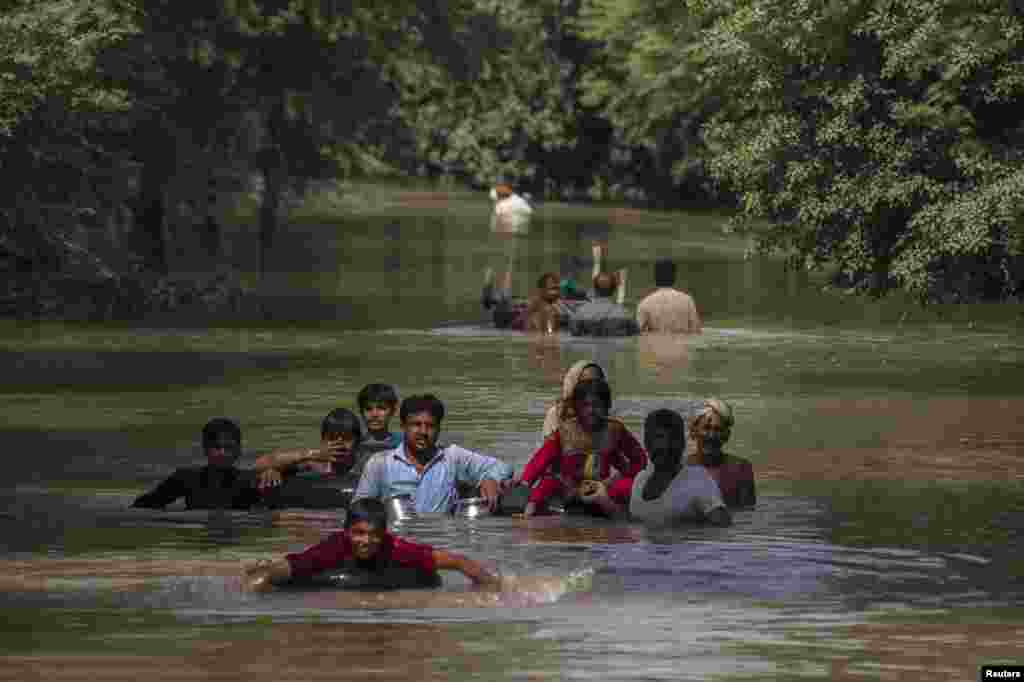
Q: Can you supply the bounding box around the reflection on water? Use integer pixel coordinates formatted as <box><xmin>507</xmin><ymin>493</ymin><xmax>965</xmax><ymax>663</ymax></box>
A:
<box><xmin>2</xmin><ymin>192</ymin><xmax>1024</xmax><ymax>679</ymax></box>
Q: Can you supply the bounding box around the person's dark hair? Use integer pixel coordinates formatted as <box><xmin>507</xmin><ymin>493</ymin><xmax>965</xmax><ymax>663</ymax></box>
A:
<box><xmin>345</xmin><ymin>497</ymin><xmax>388</xmax><ymax>530</ymax></box>
<box><xmin>357</xmin><ymin>383</ymin><xmax>399</xmax><ymax>411</ymax></box>
<box><xmin>202</xmin><ymin>418</ymin><xmax>241</xmax><ymax>448</ymax></box>
<box><xmin>571</xmin><ymin>378</ymin><xmax>612</xmax><ymax>411</ymax></box>
<box><xmin>399</xmin><ymin>394</ymin><xmax>445</xmax><ymax>424</ymax></box>
<box><xmin>644</xmin><ymin>409</ymin><xmax>687</xmax><ymax>454</ymax></box>
<box><xmin>593</xmin><ymin>271</ymin><xmax>618</xmax><ymax>297</ymax></box>
<box><xmin>320</xmin><ymin>408</ymin><xmax>363</xmax><ymax>444</ymax></box>
<box><xmin>537</xmin><ymin>271</ymin><xmax>559</xmax><ymax>289</ymax></box>
<box><xmin>654</xmin><ymin>258</ymin><xmax>677</xmax><ymax>287</ymax></box>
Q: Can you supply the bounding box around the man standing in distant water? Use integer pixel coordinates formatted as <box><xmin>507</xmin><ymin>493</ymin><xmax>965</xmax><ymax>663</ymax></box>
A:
<box><xmin>569</xmin><ymin>271</ymin><xmax>638</xmax><ymax>337</ymax></box>
<box><xmin>636</xmin><ymin>258</ymin><xmax>702</xmax><ymax>334</ymax></box>
<box><xmin>482</xmin><ymin>184</ymin><xmax>534</xmax><ymax>309</ymax></box>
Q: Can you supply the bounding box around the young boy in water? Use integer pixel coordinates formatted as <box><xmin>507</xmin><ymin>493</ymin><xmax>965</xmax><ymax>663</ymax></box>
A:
<box><xmin>357</xmin><ymin>383</ymin><xmax>402</xmax><ymax>456</ymax></box>
<box><xmin>629</xmin><ymin>409</ymin><xmax>731</xmax><ymax>526</ymax></box>
<box><xmin>254</xmin><ymin>409</ymin><xmax>367</xmax><ymax>498</ymax></box>
<box><xmin>132</xmin><ymin>418</ymin><xmax>263</xmax><ymax>510</ymax></box>
<box><xmin>244</xmin><ymin>498</ymin><xmax>502</xmax><ymax>591</ymax></box>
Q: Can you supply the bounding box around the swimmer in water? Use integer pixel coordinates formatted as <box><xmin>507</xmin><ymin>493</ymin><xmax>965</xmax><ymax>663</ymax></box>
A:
<box><xmin>244</xmin><ymin>498</ymin><xmax>502</xmax><ymax>592</ymax></box>
<box><xmin>132</xmin><ymin>418</ymin><xmax>263</xmax><ymax>510</ymax></box>
<box><xmin>253</xmin><ymin>409</ymin><xmax>366</xmax><ymax>499</ymax></box>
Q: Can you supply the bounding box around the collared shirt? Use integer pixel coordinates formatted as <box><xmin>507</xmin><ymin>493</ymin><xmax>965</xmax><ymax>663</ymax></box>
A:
<box><xmin>636</xmin><ymin>287</ymin><xmax>702</xmax><ymax>334</ymax></box>
<box><xmin>569</xmin><ymin>296</ymin><xmax>639</xmax><ymax>337</ymax></box>
<box><xmin>354</xmin><ymin>443</ymin><xmax>514</xmax><ymax>513</ymax></box>
<box><xmin>285</xmin><ymin>530</ymin><xmax>436</xmax><ymax>578</ymax></box>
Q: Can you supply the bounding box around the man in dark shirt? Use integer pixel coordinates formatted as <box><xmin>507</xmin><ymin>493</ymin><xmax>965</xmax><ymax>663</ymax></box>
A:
<box><xmin>569</xmin><ymin>272</ymin><xmax>639</xmax><ymax>337</ymax></box>
<box><xmin>244</xmin><ymin>498</ymin><xmax>502</xmax><ymax>591</ymax></box>
<box><xmin>132</xmin><ymin>418</ymin><xmax>264</xmax><ymax>510</ymax></box>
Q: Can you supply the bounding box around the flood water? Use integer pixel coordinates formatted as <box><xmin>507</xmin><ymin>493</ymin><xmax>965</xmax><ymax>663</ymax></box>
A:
<box><xmin>2</xmin><ymin>189</ymin><xmax>1023</xmax><ymax>681</ymax></box>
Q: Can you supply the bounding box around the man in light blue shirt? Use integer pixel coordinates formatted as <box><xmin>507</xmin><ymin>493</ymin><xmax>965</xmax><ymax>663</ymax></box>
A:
<box><xmin>354</xmin><ymin>394</ymin><xmax>514</xmax><ymax>513</ymax></box>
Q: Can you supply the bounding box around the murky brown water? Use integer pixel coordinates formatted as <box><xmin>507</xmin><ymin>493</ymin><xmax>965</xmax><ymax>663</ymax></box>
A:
<box><xmin>1</xmin><ymin>187</ymin><xmax>1023</xmax><ymax>680</ymax></box>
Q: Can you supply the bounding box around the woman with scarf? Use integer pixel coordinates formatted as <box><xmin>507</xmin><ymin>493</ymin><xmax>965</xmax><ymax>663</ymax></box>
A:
<box><xmin>688</xmin><ymin>398</ymin><xmax>756</xmax><ymax>507</ymax></box>
<box><xmin>519</xmin><ymin>378</ymin><xmax>647</xmax><ymax>517</ymax></box>
<box><xmin>541</xmin><ymin>360</ymin><xmax>607</xmax><ymax>439</ymax></box>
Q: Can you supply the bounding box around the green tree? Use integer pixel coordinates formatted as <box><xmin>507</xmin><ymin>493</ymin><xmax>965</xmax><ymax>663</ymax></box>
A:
<box><xmin>682</xmin><ymin>0</ymin><xmax>1024</xmax><ymax>301</ymax></box>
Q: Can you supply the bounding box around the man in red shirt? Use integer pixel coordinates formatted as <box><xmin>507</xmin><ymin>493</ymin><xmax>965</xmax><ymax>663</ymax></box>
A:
<box><xmin>244</xmin><ymin>498</ymin><xmax>502</xmax><ymax>591</ymax></box>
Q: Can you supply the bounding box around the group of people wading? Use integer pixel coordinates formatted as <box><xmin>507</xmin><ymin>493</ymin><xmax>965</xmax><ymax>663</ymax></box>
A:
<box><xmin>136</xmin><ymin>190</ymin><xmax>743</xmax><ymax>592</ymax></box>
<box><xmin>134</xmin><ymin>375</ymin><xmax>755</xmax><ymax>592</ymax></box>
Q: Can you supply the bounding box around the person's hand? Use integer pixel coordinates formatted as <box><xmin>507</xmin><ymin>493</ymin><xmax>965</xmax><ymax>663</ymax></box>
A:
<box><xmin>306</xmin><ymin>445</ymin><xmax>343</xmax><ymax>464</ymax></box>
<box><xmin>499</xmin><ymin>478</ymin><xmax>520</xmax><ymax>493</ymax></box>
<box><xmin>257</xmin><ymin>469</ymin><xmax>283</xmax><ymax>491</ymax></box>
<box><xmin>243</xmin><ymin>561</ymin><xmax>276</xmax><ymax>593</ymax></box>
<box><xmin>577</xmin><ymin>480</ymin><xmax>608</xmax><ymax>504</ymax></box>
<box><xmin>479</xmin><ymin>479</ymin><xmax>500</xmax><ymax>512</ymax></box>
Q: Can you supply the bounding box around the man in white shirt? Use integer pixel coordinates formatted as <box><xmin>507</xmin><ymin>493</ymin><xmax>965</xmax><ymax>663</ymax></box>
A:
<box><xmin>630</xmin><ymin>409</ymin><xmax>731</xmax><ymax>526</ymax></box>
<box><xmin>636</xmin><ymin>258</ymin><xmax>702</xmax><ymax>334</ymax></box>
<box><xmin>483</xmin><ymin>184</ymin><xmax>534</xmax><ymax>310</ymax></box>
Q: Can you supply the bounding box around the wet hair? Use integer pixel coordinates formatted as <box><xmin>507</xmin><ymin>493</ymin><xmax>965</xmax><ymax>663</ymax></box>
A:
<box><xmin>399</xmin><ymin>393</ymin><xmax>445</xmax><ymax>424</ymax></box>
<box><xmin>537</xmin><ymin>272</ymin><xmax>559</xmax><ymax>289</ymax></box>
<box><xmin>201</xmin><ymin>418</ymin><xmax>241</xmax><ymax>448</ymax></box>
<box><xmin>654</xmin><ymin>258</ymin><xmax>677</xmax><ymax>287</ymax></box>
<box><xmin>593</xmin><ymin>271</ymin><xmax>618</xmax><ymax>297</ymax></box>
<box><xmin>644</xmin><ymin>409</ymin><xmax>687</xmax><ymax>464</ymax></box>
<box><xmin>571</xmin><ymin>378</ymin><xmax>612</xmax><ymax>411</ymax></box>
<box><xmin>320</xmin><ymin>408</ymin><xmax>363</xmax><ymax>444</ymax></box>
<box><xmin>357</xmin><ymin>383</ymin><xmax>399</xmax><ymax>411</ymax></box>
<box><xmin>345</xmin><ymin>497</ymin><xmax>388</xmax><ymax>531</ymax></box>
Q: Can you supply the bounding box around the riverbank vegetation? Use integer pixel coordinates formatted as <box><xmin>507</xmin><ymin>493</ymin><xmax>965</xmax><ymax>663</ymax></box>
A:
<box><xmin>4</xmin><ymin>0</ymin><xmax>1024</xmax><ymax>318</ymax></box>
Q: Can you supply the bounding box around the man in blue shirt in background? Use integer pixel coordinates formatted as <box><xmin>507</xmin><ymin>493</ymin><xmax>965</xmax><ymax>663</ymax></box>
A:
<box><xmin>354</xmin><ymin>394</ymin><xmax>514</xmax><ymax>513</ymax></box>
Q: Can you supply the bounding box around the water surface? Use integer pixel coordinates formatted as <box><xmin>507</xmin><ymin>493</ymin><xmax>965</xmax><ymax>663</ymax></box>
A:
<box><xmin>1</xmin><ymin>190</ymin><xmax>1022</xmax><ymax>680</ymax></box>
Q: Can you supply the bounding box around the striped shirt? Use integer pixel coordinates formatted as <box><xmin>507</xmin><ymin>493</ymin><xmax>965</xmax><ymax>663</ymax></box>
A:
<box><xmin>354</xmin><ymin>443</ymin><xmax>513</xmax><ymax>513</ymax></box>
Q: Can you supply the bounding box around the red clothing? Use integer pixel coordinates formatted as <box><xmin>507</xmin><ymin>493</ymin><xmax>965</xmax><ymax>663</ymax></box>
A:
<box><xmin>285</xmin><ymin>530</ymin><xmax>436</xmax><ymax>579</ymax></box>
<box><xmin>520</xmin><ymin>423</ymin><xmax>647</xmax><ymax>509</ymax></box>
<box><xmin>520</xmin><ymin>427</ymin><xmax>648</xmax><ymax>488</ymax></box>
<box><xmin>701</xmin><ymin>454</ymin><xmax>756</xmax><ymax>507</ymax></box>
<box><xmin>527</xmin><ymin>476</ymin><xmax>635</xmax><ymax>506</ymax></box>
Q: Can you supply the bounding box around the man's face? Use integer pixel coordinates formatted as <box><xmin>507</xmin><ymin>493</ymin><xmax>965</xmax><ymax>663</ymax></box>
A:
<box><xmin>363</xmin><ymin>402</ymin><xmax>396</xmax><ymax>435</ymax></box>
<box><xmin>647</xmin><ymin>427</ymin><xmax>684</xmax><ymax>467</ymax></box>
<box><xmin>349</xmin><ymin>520</ymin><xmax>386</xmax><ymax>561</ymax></box>
<box><xmin>541</xmin><ymin>280</ymin><xmax>560</xmax><ymax>303</ymax></box>
<box><xmin>575</xmin><ymin>396</ymin><xmax>609</xmax><ymax>433</ymax></box>
<box><xmin>204</xmin><ymin>432</ymin><xmax>240</xmax><ymax>469</ymax></box>
<box><xmin>320</xmin><ymin>431</ymin><xmax>357</xmax><ymax>472</ymax></box>
<box><xmin>402</xmin><ymin>411</ymin><xmax>439</xmax><ymax>456</ymax></box>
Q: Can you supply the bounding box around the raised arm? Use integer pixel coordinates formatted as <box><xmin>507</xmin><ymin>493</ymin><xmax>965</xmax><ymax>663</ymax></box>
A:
<box><xmin>432</xmin><ymin>549</ymin><xmax>502</xmax><ymax>589</ymax></box>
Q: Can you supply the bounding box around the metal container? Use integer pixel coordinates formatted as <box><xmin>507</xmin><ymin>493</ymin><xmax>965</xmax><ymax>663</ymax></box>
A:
<box><xmin>451</xmin><ymin>497</ymin><xmax>491</xmax><ymax>518</ymax></box>
<box><xmin>386</xmin><ymin>495</ymin><xmax>416</xmax><ymax>523</ymax></box>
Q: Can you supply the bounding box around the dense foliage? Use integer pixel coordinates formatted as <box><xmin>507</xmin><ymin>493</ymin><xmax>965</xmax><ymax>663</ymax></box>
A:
<box><xmin>587</xmin><ymin>0</ymin><xmax>1024</xmax><ymax>302</ymax></box>
<box><xmin>4</xmin><ymin>0</ymin><xmax>1024</xmax><ymax>308</ymax></box>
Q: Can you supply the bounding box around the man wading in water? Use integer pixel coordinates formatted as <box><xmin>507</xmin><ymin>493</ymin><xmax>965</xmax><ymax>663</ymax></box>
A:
<box><xmin>353</xmin><ymin>394</ymin><xmax>514</xmax><ymax>513</ymax></box>
<box><xmin>244</xmin><ymin>498</ymin><xmax>502</xmax><ymax>591</ymax></box>
<box><xmin>132</xmin><ymin>418</ymin><xmax>263</xmax><ymax>510</ymax></box>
